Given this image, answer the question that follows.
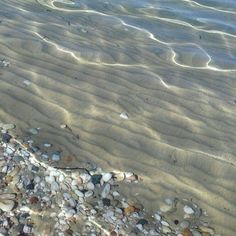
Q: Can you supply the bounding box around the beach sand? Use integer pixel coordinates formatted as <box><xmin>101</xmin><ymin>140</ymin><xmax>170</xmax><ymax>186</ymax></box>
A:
<box><xmin>0</xmin><ymin>0</ymin><xmax>236</xmax><ymax>235</ymax></box>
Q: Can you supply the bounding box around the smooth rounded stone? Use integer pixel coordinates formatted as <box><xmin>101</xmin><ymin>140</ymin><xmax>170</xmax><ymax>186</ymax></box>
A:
<box><xmin>84</xmin><ymin>190</ymin><xmax>93</xmax><ymax>198</ymax></box>
<box><xmin>162</xmin><ymin>226</ymin><xmax>172</xmax><ymax>234</ymax></box>
<box><xmin>102</xmin><ymin>198</ymin><xmax>111</xmax><ymax>207</ymax></box>
<box><xmin>41</xmin><ymin>153</ymin><xmax>49</xmax><ymax>160</ymax></box>
<box><xmin>160</xmin><ymin>204</ymin><xmax>173</xmax><ymax>213</ymax></box>
<box><xmin>2</xmin><ymin>124</ymin><xmax>15</xmax><ymax>130</ymax></box>
<box><xmin>192</xmin><ymin>230</ymin><xmax>202</xmax><ymax>236</ymax></box>
<box><xmin>75</xmin><ymin>190</ymin><xmax>84</xmax><ymax>198</ymax></box>
<box><xmin>29</xmin><ymin>128</ymin><xmax>39</xmax><ymax>135</ymax></box>
<box><xmin>45</xmin><ymin>175</ymin><xmax>55</xmax><ymax>184</ymax></box>
<box><xmin>34</xmin><ymin>176</ymin><xmax>40</xmax><ymax>184</ymax></box>
<box><xmin>161</xmin><ymin>220</ymin><xmax>170</xmax><ymax>227</ymax></box>
<box><xmin>136</xmin><ymin>223</ymin><xmax>143</xmax><ymax>231</ymax></box>
<box><xmin>43</xmin><ymin>143</ymin><xmax>52</xmax><ymax>148</ymax></box>
<box><xmin>51</xmin><ymin>153</ymin><xmax>61</xmax><ymax>161</ymax></box>
<box><xmin>71</xmin><ymin>179</ymin><xmax>78</xmax><ymax>186</ymax></box>
<box><xmin>112</xmin><ymin>191</ymin><xmax>120</xmax><ymax>197</ymax></box>
<box><xmin>101</xmin><ymin>183</ymin><xmax>111</xmax><ymax>198</ymax></box>
<box><xmin>68</xmin><ymin>198</ymin><xmax>76</xmax><ymax>208</ymax></box>
<box><xmin>51</xmin><ymin>181</ymin><xmax>60</xmax><ymax>191</ymax></box>
<box><xmin>2</xmin><ymin>166</ymin><xmax>8</xmax><ymax>173</ymax></box>
<box><xmin>102</xmin><ymin>173</ymin><xmax>112</xmax><ymax>182</ymax></box>
<box><xmin>63</xmin><ymin>193</ymin><xmax>71</xmax><ymax>200</ymax></box>
<box><xmin>50</xmin><ymin>170</ymin><xmax>60</xmax><ymax>177</ymax></box>
<box><xmin>2</xmin><ymin>133</ymin><xmax>12</xmax><ymax>143</ymax></box>
<box><xmin>80</xmin><ymin>173</ymin><xmax>91</xmax><ymax>183</ymax></box>
<box><xmin>23</xmin><ymin>80</ymin><xmax>31</xmax><ymax>86</ymax></box>
<box><xmin>120</xmin><ymin>112</ymin><xmax>129</xmax><ymax>119</ymax></box>
<box><xmin>23</xmin><ymin>225</ymin><xmax>32</xmax><ymax>234</ymax></box>
<box><xmin>180</xmin><ymin>221</ymin><xmax>190</xmax><ymax>229</ymax></box>
<box><xmin>6</xmin><ymin>147</ymin><xmax>14</xmax><ymax>155</ymax></box>
<box><xmin>65</xmin><ymin>209</ymin><xmax>76</xmax><ymax>218</ymax></box>
<box><xmin>60</xmin><ymin>124</ymin><xmax>67</xmax><ymax>129</ymax></box>
<box><xmin>199</xmin><ymin>226</ymin><xmax>214</xmax><ymax>235</ymax></box>
<box><xmin>154</xmin><ymin>213</ymin><xmax>161</xmax><ymax>221</ymax></box>
<box><xmin>0</xmin><ymin>199</ymin><xmax>15</xmax><ymax>212</ymax></box>
<box><xmin>58</xmin><ymin>174</ymin><xmax>65</xmax><ymax>182</ymax></box>
<box><xmin>137</xmin><ymin>219</ymin><xmax>148</xmax><ymax>226</ymax></box>
<box><xmin>0</xmin><ymin>193</ymin><xmax>16</xmax><ymax>200</ymax></box>
<box><xmin>90</xmin><ymin>209</ymin><xmax>97</xmax><ymax>215</ymax></box>
<box><xmin>91</xmin><ymin>174</ymin><xmax>102</xmax><ymax>185</ymax></box>
<box><xmin>184</xmin><ymin>205</ymin><xmax>195</xmax><ymax>215</ymax></box>
<box><xmin>86</xmin><ymin>182</ymin><xmax>95</xmax><ymax>190</ymax></box>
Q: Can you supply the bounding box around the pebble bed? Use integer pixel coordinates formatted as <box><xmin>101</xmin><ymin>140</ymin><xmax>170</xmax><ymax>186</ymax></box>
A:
<box><xmin>0</xmin><ymin>122</ymin><xmax>219</xmax><ymax>236</ymax></box>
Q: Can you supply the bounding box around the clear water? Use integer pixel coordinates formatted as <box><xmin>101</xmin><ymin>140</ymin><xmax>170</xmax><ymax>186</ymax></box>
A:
<box><xmin>0</xmin><ymin>0</ymin><xmax>236</xmax><ymax>234</ymax></box>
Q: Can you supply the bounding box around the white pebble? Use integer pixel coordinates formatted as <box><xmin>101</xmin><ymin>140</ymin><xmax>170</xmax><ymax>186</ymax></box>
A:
<box><xmin>75</xmin><ymin>190</ymin><xmax>84</xmax><ymax>198</ymax></box>
<box><xmin>184</xmin><ymin>205</ymin><xmax>195</xmax><ymax>215</ymax></box>
<box><xmin>101</xmin><ymin>183</ymin><xmax>111</xmax><ymax>198</ymax></box>
<box><xmin>80</xmin><ymin>173</ymin><xmax>91</xmax><ymax>183</ymax></box>
<box><xmin>120</xmin><ymin>112</ymin><xmax>129</xmax><ymax>119</ymax></box>
<box><xmin>51</xmin><ymin>181</ymin><xmax>60</xmax><ymax>191</ymax></box>
<box><xmin>86</xmin><ymin>182</ymin><xmax>95</xmax><ymax>190</ymax></box>
<box><xmin>161</xmin><ymin>220</ymin><xmax>170</xmax><ymax>226</ymax></box>
<box><xmin>102</xmin><ymin>173</ymin><xmax>112</xmax><ymax>182</ymax></box>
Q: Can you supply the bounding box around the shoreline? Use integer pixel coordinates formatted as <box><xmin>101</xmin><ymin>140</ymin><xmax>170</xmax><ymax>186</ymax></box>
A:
<box><xmin>0</xmin><ymin>123</ymin><xmax>217</xmax><ymax>236</ymax></box>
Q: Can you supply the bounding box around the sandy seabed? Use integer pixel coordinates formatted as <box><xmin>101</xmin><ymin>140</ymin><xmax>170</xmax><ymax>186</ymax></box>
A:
<box><xmin>0</xmin><ymin>0</ymin><xmax>236</xmax><ymax>235</ymax></box>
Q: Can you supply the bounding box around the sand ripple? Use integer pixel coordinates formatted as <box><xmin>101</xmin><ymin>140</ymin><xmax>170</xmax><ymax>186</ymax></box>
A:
<box><xmin>0</xmin><ymin>0</ymin><xmax>236</xmax><ymax>235</ymax></box>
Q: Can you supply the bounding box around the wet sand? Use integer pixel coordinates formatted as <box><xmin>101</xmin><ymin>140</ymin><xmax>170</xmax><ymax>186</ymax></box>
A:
<box><xmin>0</xmin><ymin>0</ymin><xmax>236</xmax><ymax>235</ymax></box>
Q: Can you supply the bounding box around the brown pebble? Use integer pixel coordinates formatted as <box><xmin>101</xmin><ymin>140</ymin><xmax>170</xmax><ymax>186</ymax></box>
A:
<box><xmin>183</xmin><ymin>228</ymin><xmax>193</xmax><ymax>236</ymax></box>
<box><xmin>124</xmin><ymin>206</ymin><xmax>139</xmax><ymax>215</ymax></box>
<box><xmin>110</xmin><ymin>231</ymin><xmax>117</xmax><ymax>236</ymax></box>
<box><xmin>29</xmin><ymin>196</ymin><xmax>39</xmax><ymax>204</ymax></box>
<box><xmin>5</xmin><ymin>175</ymin><xmax>13</xmax><ymax>183</ymax></box>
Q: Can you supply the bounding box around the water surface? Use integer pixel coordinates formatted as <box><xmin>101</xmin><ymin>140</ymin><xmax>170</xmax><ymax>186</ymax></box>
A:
<box><xmin>0</xmin><ymin>0</ymin><xmax>236</xmax><ymax>234</ymax></box>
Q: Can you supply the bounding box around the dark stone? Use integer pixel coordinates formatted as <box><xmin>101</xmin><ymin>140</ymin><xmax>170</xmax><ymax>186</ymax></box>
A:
<box><xmin>80</xmin><ymin>189</ymin><xmax>88</xmax><ymax>194</ymax></box>
<box><xmin>31</xmin><ymin>165</ymin><xmax>39</xmax><ymax>172</ymax></box>
<box><xmin>137</xmin><ymin>219</ymin><xmax>148</xmax><ymax>226</ymax></box>
<box><xmin>174</xmin><ymin>219</ymin><xmax>179</xmax><ymax>225</ymax></box>
<box><xmin>102</xmin><ymin>198</ymin><xmax>111</xmax><ymax>206</ymax></box>
<box><xmin>25</xmin><ymin>181</ymin><xmax>35</xmax><ymax>190</ymax></box>
<box><xmin>91</xmin><ymin>174</ymin><xmax>102</xmax><ymax>185</ymax></box>
<box><xmin>2</xmin><ymin>133</ymin><xmax>12</xmax><ymax>143</ymax></box>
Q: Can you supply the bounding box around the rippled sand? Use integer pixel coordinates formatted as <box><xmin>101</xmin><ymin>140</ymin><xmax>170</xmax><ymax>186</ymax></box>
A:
<box><xmin>0</xmin><ymin>0</ymin><xmax>236</xmax><ymax>235</ymax></box>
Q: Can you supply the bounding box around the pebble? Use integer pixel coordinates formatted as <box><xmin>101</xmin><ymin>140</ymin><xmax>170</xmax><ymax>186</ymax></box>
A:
<box><xmin>192</xmin><ymin>230</ymin><xmax>202</xmax><ymax>236</ymax></box>
<box><xmin>162</xmin><ymin>226</ymin><xmax>172</xmax><ymax>234</ymax></box>
<box><xmin>101</xmin><ymin>183</ymin><xmax>111</xmax><ymax>198</ymax></box>
<box><xmin>160</xmin><ymin>204</ymin><xmax>173</xmax><ymax>213</ymax></box>
<box><xmin>137</xmin><ymin>219</ymin><xmax>148</xmax><ymax>226</ymax></box>
<box><xmin>80</xmin><ymin>173</ymin><xmax>91</xmax><ymax>183</ymax></box>
<box><xmin>75</xmin><ymin>190</ymin><xmax>84</xmax><ymax>198</ymax></box>
<box><xmin>87</xmin><ymin>182</ymin><xmax>95</xmax><ymax>190</ymax></box>
<box><xmin>23</xmin><ymin>80</ymin><xmax>31</xmax><ymax>86</ymax></box>
<box><xmin>2</xmin><ymin>124</ymin><xmax>15</xmax><ymax>130</ymax></box>
<box><xmin>183</xmin><ymin>228</ymin><xmax>193</xmax><ymax>236</ymax></box>
<box><xmin>51</xmin><ymin>153</ymin><xmax>61</xmax><ymax>161</ymax></box>
<box><xmin>184</xmin><ymin>205</ymin><xmax>195</xmax><ymax>215</ymax></box>
<box><xmin>2</xmin><ymin>133</ymin><xmax>12</xmax><ymax>143</ymax></box>
<box><xmin>44</xmin><ymin>143</ymin><xmax>52</xmax><ymax>148</ymax></box>
<box><xmin>91</xmin><ymin>174</ymin><xmax>102</xmax><ymax>185</ymax></box>
<box><xmin>120</xmin><ymin>112</ymin><xmax>129</xmax><ymax>119</ymax></box>
<box><xmin>102</xmin><ymin>172</ymin><xmax>112</xmax><ymax>182</ymax></box>
<box><xmin>161</xmin><ymin>220</ymin><xmax>170</xmax><ymax>226</ymax></box>
<box><xmin>0</xmin><ymin>199</ymin><xmax>15</xmax><ymax>212</ymax></box>
<box><xmin>154</xmin><ymin>213</ymin><xmax>161</xmax><ymax>221</ymax></box>
<box><xmin>51</xmin><ymin>181</ymin><xmax>60</xmax><ymax>191</ymax></box>
<box><xmin>29</xmin><ymin>128</ymin><xmax>39</xmax><ymax>135</ymax></box>
<box><xmin>180</xmin><ymin>220</ymin><xmax>190</xmax><ymax>229</ymax></box>
<box><xmin>199</xmin><ymin>226</ymin><xmax>214</xmax><ymax>235</ymax></box>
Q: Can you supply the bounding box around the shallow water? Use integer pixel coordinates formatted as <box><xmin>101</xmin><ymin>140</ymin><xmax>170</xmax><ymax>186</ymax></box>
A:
<box><xmin>0</xmin><ymin>0</ymin><xmax>236</xmax><ymax>234</ymax></box>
